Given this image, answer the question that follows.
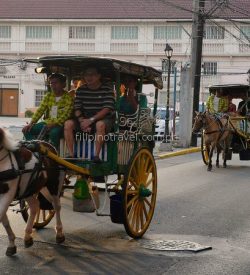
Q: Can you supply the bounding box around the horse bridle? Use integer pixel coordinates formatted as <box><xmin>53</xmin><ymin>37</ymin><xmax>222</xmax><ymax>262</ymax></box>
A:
<box><xmin>193</xmin><ymin>113</ymin><xmax>207</xmax><ymax>133</ymax></box>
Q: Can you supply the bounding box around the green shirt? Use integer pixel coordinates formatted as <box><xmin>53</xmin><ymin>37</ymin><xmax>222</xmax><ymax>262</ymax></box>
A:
<box><xmin>120</xmin><ymin>94</ymin><xmax>148</xmax><ymax>114</ymax></box>
<box><xmin>206</xmin><ymin>95</ymin><xmax>228</xmax><ymax>113</ymax></box>
<box><xmin>32</xmin><ymin>91</ymin><xmax>73</xmax><ymax>126</ymax></box>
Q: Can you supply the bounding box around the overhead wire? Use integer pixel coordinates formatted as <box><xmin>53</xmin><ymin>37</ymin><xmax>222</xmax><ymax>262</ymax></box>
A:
<box><xmin>226</xmin><ymin>2</ymin><xmax>250</xmax><ymax>18</ymax></box>
<box><xmin>206</xmin><ymin>18</ymin><xmax>250</xmax><ymax>46</ymax></box>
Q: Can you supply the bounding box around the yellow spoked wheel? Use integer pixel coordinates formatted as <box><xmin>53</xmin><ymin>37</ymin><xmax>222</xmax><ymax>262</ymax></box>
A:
<box><xmin>20</xmin><ymin>198</ymin><xmax>55</xmax><ymax>229</ymax></box>
<box><xmin>201</xmin><ymin>130</ymin><xmax>209</xmax><ymax>165</ymax></box>
<box><xmin>123</xmin><ymin>147</ymin><xmax>157</xmax><ymax>239</ymax></box>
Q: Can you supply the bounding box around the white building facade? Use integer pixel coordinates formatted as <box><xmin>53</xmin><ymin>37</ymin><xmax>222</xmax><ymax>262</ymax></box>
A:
<box><xmin>0</xmin><ymin>17</ymin><xmax>249</xmax><ymax>116</ymax></box>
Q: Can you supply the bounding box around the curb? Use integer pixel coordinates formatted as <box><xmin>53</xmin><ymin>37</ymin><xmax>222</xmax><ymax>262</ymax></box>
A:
<box><xmin>156</xmin><ymin>147</ymin><xmax>201</xmax><ymax>160</ymax></box>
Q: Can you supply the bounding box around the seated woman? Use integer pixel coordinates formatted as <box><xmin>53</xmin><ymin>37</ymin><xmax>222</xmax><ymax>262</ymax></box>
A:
<box><xmin>228</xmin><ymin>97</ymin><xmax>236</xmax><ymax>113</ymax></box>
<box><xmin>119</xmin><ymin>75</ymin><xmax>147</xmax><ymax>114</ymax></box>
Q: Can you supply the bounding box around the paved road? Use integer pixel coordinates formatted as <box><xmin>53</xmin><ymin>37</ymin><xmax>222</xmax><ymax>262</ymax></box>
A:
<box><xmin>1</xmin><ymin>152</ymin><xmax>250</xmax><ymax>274</ymax></box>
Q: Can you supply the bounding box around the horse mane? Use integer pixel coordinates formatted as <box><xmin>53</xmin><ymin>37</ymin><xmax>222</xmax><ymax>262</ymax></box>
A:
<box><xmin>0</xmin><ymin>128</ymin><xmax>19</xmax><ymax>151</ymax></box>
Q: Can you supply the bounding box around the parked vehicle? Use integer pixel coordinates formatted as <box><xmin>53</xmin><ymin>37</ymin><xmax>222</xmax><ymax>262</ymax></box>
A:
<box><xmin>152</xmin><ymin>107</ymin><xmax>179</xmax><ymax>139</ymax></box>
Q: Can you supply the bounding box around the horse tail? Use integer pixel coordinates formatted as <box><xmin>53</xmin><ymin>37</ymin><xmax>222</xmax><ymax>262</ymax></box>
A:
<box><xmin>0</xmin><ymin>182</ymin><xmax>9</xmax><ymax>194</ymax></box>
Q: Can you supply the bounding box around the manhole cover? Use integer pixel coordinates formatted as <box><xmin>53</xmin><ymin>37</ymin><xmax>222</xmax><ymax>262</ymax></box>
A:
<box><xmin>139</xmin><ymin>239</ymin><xmax>212</xmax><ymax>252</ymax></box>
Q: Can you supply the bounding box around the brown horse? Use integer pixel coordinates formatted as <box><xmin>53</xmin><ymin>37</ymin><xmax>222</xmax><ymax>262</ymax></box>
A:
<box><xmin>0</xmin><ymin>127</ymin><xmax>65</xmax><ymax>256</ymax></box>
<box><xmin>192</xmin><ymin>112</ymin><xmax>233</xmax><ymax>171</ymax></box>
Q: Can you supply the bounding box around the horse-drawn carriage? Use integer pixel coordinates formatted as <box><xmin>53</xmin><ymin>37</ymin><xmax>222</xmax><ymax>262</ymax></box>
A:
<box><xmin>13</xmin><ymin>56</ymin><xmax>162</xmax><ymax>240</ymax></box>
<box><xmin>193</xmin><ymin>84</ymin><xmax>250</xmax><ymax>170</ymax></box>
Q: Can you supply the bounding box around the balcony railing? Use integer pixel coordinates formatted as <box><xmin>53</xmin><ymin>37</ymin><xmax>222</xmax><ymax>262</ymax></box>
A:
<box><xmin>25</xmin><ymin>42</ymin><xmax>52</xmax><ymax>52</ymax></box>
<box><xmin>0</xmin><ymin>42</ymin><xmax>11</xmax><ymax>52</ymax></box>
<box><xmin>68</xmin><ymin>42</ymin><xmax>95</xmax><ymax>52</ymax></box>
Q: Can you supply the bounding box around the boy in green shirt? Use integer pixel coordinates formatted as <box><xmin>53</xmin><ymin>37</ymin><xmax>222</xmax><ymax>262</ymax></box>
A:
<box><xmin>22</xmin><ymin>73</ymin><xmax>73</xmax><ymax>148</ymax></box>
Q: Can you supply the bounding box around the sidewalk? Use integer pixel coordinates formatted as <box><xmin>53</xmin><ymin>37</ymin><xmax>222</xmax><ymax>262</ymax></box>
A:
<box><xmin>0</xmin><ymin>116</ymin><xmax>30</xmax><ymax>140</ymax></box>
<box><xmin>154</xmin><ymin>141</ymin><xmax>200</xmax><ymax>159</ymax></box>
<box><xmin>0</xmin><ymin>116</ymin><xmax>200</xmax><ymax>159</ymax></box>
<box><xmin>0</xmin><ymin>116</ymin><xmax>30</xmax><ymax>127</ymax></box>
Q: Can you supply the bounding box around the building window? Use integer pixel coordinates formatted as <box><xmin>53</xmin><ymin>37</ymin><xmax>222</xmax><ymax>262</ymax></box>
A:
<box><xmin>0</xmin><ymin>26</ymin><xmax>11</xmax><ymax>38</ymax></box>
<box><xmin>203</xmin><ymin>62</ymin><xmax>217</xmax><ymax>75</ymax></box>
<box><xmin>204</xmin><ymin>25</ymin><xmax>224</xmax><ymax>39</ymax></box>
<box><xmin>154</xmin><ymin>26</ymin><xmax>182</xmax><ymax>40</ymax></box>
<box><xmin>35</xmin><ymin>90</ymin><xmax>46</xmax><ymax>107</ymax></box>
<box><xmin>26</xmin><ymin>26</ymin><xmax>52</xmax><ymax>39</ymax></box>
<box><xmin>111</xmin><ymin>26</ymin><xmax>138</xmax><ymax>39</ymax></box>
<box><xmin>240</xmin><ymin>26</ymin><xmax>250</xmax><ymax>40</ymax></box>
<box><xmin>69</xmin><ymin>26</ymin><xmax>95</xmax><ymax>39</ymax></box>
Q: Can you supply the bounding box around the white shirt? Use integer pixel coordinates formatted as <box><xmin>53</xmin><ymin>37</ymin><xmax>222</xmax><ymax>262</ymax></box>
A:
<box><xmin>213</xmin><ymin>96</ymin><xmax>219</xmax><ymax>112</ymax></box>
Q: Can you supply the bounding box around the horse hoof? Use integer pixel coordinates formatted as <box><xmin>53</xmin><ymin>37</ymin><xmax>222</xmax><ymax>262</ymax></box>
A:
<box><xmin>56</xmin><ymin>234</ymin><xmax>65</xmax><ymax>244</ymax></box>
<box><xmin>24</xmin><ymin>238</ymin><xmax>33</xmax><ymax>248</ymax></box>
<box><xmin>6</xmin><ymin>246</ymin><xmax>17</xmax><ymax>256</ymax></box>
<box><xmin>207</xmin><ymin>166</ymin><xmax>212</xmax><ymax>171</ymax></box>
<box><xmin>223</xmin><ymin>164</ymin><xmax>227</xmax><ymax>168</ymax></box>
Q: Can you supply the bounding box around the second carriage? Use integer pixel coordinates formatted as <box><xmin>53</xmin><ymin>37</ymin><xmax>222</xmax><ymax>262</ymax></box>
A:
<box><xmin>201</xmin><ymin>84</ymin><xmax>250</xmax><ymax>165</ymax></box>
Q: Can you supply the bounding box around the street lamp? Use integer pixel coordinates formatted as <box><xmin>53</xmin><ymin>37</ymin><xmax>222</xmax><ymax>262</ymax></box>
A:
<box><xmin>163</xmin><ymin>43</ymin><xmax>173</xmax><ymax>144</ymax></box>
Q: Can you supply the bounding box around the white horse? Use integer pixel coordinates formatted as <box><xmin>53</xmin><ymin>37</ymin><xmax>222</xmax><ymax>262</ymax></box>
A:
<box><xmin>0</xmin><ymin>127</ymin><xmax>65</xmax><ymax>256</ymax></box>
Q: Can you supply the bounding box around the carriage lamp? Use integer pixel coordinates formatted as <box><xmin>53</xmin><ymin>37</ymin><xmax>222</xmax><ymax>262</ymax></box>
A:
<box><xmin>161</xmin><ymin>43</ymin><xmax>173</xmax><ymax>150</ymax></box>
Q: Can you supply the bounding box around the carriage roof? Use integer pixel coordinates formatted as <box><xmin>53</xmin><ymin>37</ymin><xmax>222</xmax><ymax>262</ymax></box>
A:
<box><xmin>24</xmin><ymin>55</ymin><xmax>163</xmax><ymax>89</ymax></box>
<box><xmin>208</xmin><ymin>84</ymin><xmax>250</xmax><ymax>98</ymax></box>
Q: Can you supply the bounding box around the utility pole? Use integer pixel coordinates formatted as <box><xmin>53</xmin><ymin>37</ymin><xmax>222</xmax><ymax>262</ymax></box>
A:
<box><xmin>190</xmin><ymin>0</ymin><xmax>206</xmax><ymax>146</ymax></box>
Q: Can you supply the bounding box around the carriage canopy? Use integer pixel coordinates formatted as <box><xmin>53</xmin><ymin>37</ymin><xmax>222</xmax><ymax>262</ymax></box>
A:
<box><xmin>208</xmin><ymin>84</ymin><xmax>250</xmax><ymax>99</ymax></box>
<box><xmin>24</xmin><ymin>55</ymin><xmax>163</xmax><ymax>89</ymax></box>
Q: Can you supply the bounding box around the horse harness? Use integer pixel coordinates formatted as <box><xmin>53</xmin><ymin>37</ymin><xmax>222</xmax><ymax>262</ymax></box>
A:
<box><xmin>202</xmin><ymin>113</ymin><xmax>231</xmax><ymax>139</ymax></box>
<box><xmin>0</xmin><ymin>144</ymin><xmax>46</xmax><ymax>200</ymax></box>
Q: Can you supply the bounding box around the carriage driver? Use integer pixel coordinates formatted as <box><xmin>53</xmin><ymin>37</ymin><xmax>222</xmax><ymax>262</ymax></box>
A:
<box><xmin>64</xmin><ymin>66</ymin><xmax>115</xmax><ymax>161</ymax></box>
<box><xmin>206</xmin><ymin>89</ymin><xmax>228</xmax><ymax>114</ymax></box>
<box><xmin>22</xmin><ymin>73</ymin><xmax>74</xmax><ymax>148</ymax></box>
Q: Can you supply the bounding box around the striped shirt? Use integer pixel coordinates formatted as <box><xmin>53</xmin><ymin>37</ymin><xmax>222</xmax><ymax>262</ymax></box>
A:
<box><xmin>74</xmin><ymin>82</ymin><xmax>115</xmax><ymax>118</ymax></box>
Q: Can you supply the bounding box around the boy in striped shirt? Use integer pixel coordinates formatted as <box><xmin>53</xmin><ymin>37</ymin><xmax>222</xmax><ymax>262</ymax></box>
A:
<box><xmin>64</xmin><ymin>67</ymin><xmax>115</xmax><ymax>161</ymax></box>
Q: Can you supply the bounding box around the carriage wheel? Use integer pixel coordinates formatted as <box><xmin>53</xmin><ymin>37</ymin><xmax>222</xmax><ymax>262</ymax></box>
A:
<box><xmin>201</xmin><ymin>130</ymin><xmax>209</xmax><ymax>165</ymax></box>
<box><xmin>20</xmin><ymin>199</ymin><xmax>55</xmax><ymax>229</ymax></box>
<box><xmin>123</xmin><ymin>147</ymin><xmax>157</xmax><ymax>239</ymax></box>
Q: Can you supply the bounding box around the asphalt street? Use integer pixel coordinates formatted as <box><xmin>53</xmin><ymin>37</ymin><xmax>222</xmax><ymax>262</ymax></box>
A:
<box><xmin>0</xmin><ymin>152</ymin><xmax>250</xmax><ymax>274</ymax></box>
